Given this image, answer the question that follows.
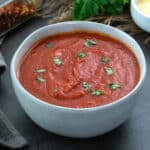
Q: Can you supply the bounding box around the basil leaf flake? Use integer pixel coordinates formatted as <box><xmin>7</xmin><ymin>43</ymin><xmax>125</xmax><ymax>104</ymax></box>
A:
<box><xmin>105</xmin><ymin>67</ymin><xmax>113</xmax><ymax>75</ymax></box>
<box><xmin>82</xmin><ymin>82</ymin><xmax>92</xmax><ymax>91</ymax></box>
<box><xmin>53</xmin><ymin>58</ymin><xmax>62</xmax><ymax>66</ymax></box>
<box><xmin>133</xmin><ymin>60</ymin><xmax>137</xmax><ymax>64</ymax></box>
<box><xmin>101</xmin><ymin>58</ymin><xmax>109</xmax><ymax>64</ymax></box>
<box><xmin>46</xmin><ymin>42</ymin><xmax>53</xmax><ymax>48</ymax></box>
<box><xmin>34</xmin><ymin>68</ymin><xmax>46</xmax><ymax>73</ymax></box>
<box><xmin>91</xmin><ymin>90</ymin><xmax>102</xmax><ymax>96</ymax></box>
<box><xmin>85</xmin><ymin>39</ymin><xmax>96</xmax><ymax>47</ymax></box>
<box><xmin>36</xmin><ymin>76</ymin><xmax>46</xmax><ymax>83</ymax></box>
<box><xmin>78</xmin><ymin>52</ymin><xmax>86</xmax><ymax>58</ymax></box>
<box><xmin>109</xmin><ymin>83</ymin><xmax>121</xmax><ymax>90</ymax></box>
<box><xmin>54</xmin><ymin>87</ymin><xmax>60</xmax><ymax>93</ymax></box>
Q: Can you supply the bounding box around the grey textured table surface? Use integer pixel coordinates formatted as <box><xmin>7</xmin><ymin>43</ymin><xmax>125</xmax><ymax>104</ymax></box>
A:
<box><xmin>0</xmin><ymin>18</ymin><xmax>150</xmax><ymax>150</ymax></box>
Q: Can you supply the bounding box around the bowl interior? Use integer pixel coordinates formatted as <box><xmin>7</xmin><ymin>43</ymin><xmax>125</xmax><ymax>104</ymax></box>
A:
<box><xmin>11</xmin><ymin>21</ymin><xmax>146</xmax><ymax>110</ymax></box>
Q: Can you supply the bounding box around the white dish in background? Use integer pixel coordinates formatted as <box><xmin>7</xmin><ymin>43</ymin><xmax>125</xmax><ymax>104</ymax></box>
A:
<box><xmin>130</xmin><ymin>0</ymin><xmax>150</xmax><ymax>33</ymax></box>
<box><xmin>10</xmin><ymin>21</ymin><xmax>146</xmax><ymax>138</ymax></box>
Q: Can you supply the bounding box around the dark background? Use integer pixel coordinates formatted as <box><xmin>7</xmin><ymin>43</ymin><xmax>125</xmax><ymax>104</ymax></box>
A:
<box><xmin>0</xmin><ymin>18</ymin><xmax>150</xmax><ymax>150</ymax></box>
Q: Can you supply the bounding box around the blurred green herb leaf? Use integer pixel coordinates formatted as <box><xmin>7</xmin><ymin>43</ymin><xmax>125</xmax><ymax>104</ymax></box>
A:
<box><xmin>73</xmin><ymin>0</ymin><xmax>130</xmax><ymax>20</ymax></box>
<box><xmin>73</xmin><ymin>0</ymin><xmax>100</xmax><ymax>20</ymax></box>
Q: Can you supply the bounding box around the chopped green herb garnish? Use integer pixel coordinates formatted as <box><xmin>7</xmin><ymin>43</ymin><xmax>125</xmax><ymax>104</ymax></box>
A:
<box><xmin>36</xmin><ymin>76</ymin><xmax>46</xmax><ymax>83</ymax></box>
<box><xmin>91</xmin><ymin>90</ymin><xmax>102</xmax><ymax>96</ymax></box>
<box><xmin>34</xmin><ymin>68</ymin><xmax>46</xmax><ymax>73</ymax></box>
<box><xmin>101</xmin><ymin>58</ymin><xmax>109</xmax><ymax>64</ymax></box>
<box><xmin>82</xmin><ymin>82</ymin><xmax>92</xmax><ymax>91</ymax></box>
<box><xmin>46</xmin><ymin>42</ymin><xmax>53</xmax><ymax>48</ymax></box>
<box><xmin>53</xmin><ymin>58</ymin><xmax>62</xmax><ymax>66</ymax></box>
<box><xmin>85</xmin><ymin>39</ymin><xmax>96</xmax><ymax>47</ymax></box>
<box><xmin>109</xmin><ymin>83</ymin><xmax>121</xmax><ymax>90</ymax></box>
<box><xmin>78</xmin><ymin>52</ymin><xmax>86</xmax><ymax>58</ymax></box>
<box><xmin>54</xmin><ymin>87</ymin><xmax>59</xmax><ymax>93</ymax></box>
<box><xmin>105</xmin><ymin>67</ymin><xmax>113</xmax><ymax>75</ymax></box>
<box><xmin>133</xmin><ymin>60</ymin><xmax>137</xmax><ymax>64</ymax></box>
<box><xmin>73</xmin><ymin>0</ymin><xmax>130</xmax><ymax>20</ymax></box>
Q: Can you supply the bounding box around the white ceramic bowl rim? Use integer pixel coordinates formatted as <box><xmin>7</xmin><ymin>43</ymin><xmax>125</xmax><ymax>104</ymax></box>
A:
<box><xmin>11</xmin><ymin>21</ymin><xmax>147</xmax><ymax>112</ymax></box>
<box><xmin>131</xmin><ymin>0</ymin><xmax>150</xmax><ymax>19</ymax></box>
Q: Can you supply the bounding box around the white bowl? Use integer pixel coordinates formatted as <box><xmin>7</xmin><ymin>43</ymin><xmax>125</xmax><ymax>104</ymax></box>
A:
<box><xmin>130</xmin><ymin>0</ymin><xmax>150</xmax><ymax>33</ymax></box>
<box><xmin>10</xmin><ymin>21</ymin><xmax>146</xmax><ymax>138</ymax></box>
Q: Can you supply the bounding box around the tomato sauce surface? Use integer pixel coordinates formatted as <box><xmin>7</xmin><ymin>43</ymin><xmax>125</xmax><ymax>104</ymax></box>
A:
<box><xmin>18</xmin><ymin>31</ymin><xmax>140</xmax><ymax>108</ymax></box>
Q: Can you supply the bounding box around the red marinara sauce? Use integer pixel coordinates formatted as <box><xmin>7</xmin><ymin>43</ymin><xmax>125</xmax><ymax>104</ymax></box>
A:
<box><xmin>18</xmin><ymin>31</ymin><xmax>140</xmax><ymax>108</ymax></box>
